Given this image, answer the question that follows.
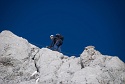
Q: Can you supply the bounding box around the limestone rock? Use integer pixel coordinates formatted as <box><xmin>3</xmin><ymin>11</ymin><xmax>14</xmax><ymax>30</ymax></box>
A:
<box><xmin>0</xmin><ymin>30</ymin><xmax>125</xmax><ymax>84</ymax></box>
<box><xmin>0</xmin><ymin>30</ymin><xmax>38</xmax><ymax>84</ymax></box>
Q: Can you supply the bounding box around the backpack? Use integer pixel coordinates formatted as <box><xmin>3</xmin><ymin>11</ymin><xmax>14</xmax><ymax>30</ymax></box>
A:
<box><xmin>55</xmin><ymin>34</ymin><xmax>64</xmax><ymax>41</ymax></box>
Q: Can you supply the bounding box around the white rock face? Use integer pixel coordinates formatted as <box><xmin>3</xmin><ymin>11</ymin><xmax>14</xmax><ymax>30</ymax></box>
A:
<box><xmin>0</xmin><ymin>30</ymin><xmax>38</xmax><ymax>84</ymax></box>
<box><xmin>0</xmin><ymin>30</ymin><xmax>125</xmax><ymax>84</ymax></box>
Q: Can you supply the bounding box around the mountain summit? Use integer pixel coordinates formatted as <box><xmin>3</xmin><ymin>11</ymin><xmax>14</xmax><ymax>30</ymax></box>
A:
<box><xmin>0</xmin><ymin>30</ymin><xmax>125</xmax><ymax>84</ymax></box>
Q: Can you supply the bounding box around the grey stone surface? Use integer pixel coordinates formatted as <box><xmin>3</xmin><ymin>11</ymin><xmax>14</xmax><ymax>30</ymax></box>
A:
<box><xmin>0</xmin><ymin>30</ymin><xmax>125</xmax><ymax>84</ymax></box>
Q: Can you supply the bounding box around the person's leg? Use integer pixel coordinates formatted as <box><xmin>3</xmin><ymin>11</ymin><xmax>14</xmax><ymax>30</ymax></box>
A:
<box><xmin>58</xmin><ymin>46</ymin><xmax>61</xmax><ymax>52</ymax></box>
<box><xmin>53</xmin><ymin>40</ymin><xmax>62</xmax><ymax>52</ymax></box>
<box><xmin>53</xmin><ymin>44</ymin><xmax>61</xmax><ymax>52</ymax></box>
<box><xmin>53</xmin><ymin>44</ymin><xmax>58</xmax><ymax>51</ymax></box>
<box><xmin>56</xmin><ymin>40</ymin><xmax>62</xmax><ymax>52</ymax></box>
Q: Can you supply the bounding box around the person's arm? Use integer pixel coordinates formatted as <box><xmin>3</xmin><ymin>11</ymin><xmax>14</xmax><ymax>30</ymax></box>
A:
<box><xmin>50</xmin><ymin>40</ymin><xmax>54</xmax><ymax>48</ymax></box>
<box><xmin>48</xmin><ymin>38</ymin><xmax>55</xmax><ymax>48</ymax></box>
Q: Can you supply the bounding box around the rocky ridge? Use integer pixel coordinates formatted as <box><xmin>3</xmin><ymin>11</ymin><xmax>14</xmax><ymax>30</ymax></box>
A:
<box><xmin>0</xmin><ymin>30</ymin><xmax>125</xmax><ymax>84</ymax></box>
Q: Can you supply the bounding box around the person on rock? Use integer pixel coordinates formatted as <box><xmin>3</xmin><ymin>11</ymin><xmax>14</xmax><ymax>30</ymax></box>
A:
<box><xmin>47</xmin><ymin>34</ymin><xmax>63</xmax><ymax>52</ymax></box>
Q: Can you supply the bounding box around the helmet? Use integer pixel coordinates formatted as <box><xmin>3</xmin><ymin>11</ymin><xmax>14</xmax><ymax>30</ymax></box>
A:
<box><xmin>50</xmin><ymin>35</ymin><xmax>54</xmax><ymax>39</ymax></box>
<box><xmin>50</xmin><ymin>35</ymin><xmax>54</xmax><ymax>37</ymax></box>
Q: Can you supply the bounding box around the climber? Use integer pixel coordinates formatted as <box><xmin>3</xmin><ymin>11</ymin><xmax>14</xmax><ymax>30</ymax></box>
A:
<box><xmin>55</xmin><ymin>33</ymin><xmax>64</xmax><ymax>41</ymax></box>
<box><xmin>47</xmin><ymin>34</ymin><xmax>63</xmax><ymax>52</ymax></box>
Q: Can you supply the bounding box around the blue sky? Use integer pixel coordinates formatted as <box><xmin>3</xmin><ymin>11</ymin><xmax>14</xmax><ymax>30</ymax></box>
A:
<box><xmin>0</xmin><ymin>0</ymin><xmax>125</xmax><ymax>62</ymax></box>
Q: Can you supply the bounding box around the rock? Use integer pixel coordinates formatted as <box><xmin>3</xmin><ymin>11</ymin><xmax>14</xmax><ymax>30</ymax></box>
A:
<box><xmin>0</xmin><ymin>30</ymin><xmax>38</xmax><ymax>84</ymax></box>
<box><xmin>79</xmin><ymin>46</ymin><xmax>125</xmax><ymax>84</ymax></box>
<box><xmin>0</xmin><ymin>30</ymin><xmax>125</xmax><ymax>84</ymax></box>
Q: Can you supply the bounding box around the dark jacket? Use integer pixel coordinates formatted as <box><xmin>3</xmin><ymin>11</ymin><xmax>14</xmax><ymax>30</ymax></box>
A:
<box><xmin>50</xmin><ymin>37</ymin><xmax>58</xmax><ymax>47</ymax></box>
<box><xmin>50</xmin><ymin>36</ymin><xmax>63</xmax><ymax>47</ymax></box>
